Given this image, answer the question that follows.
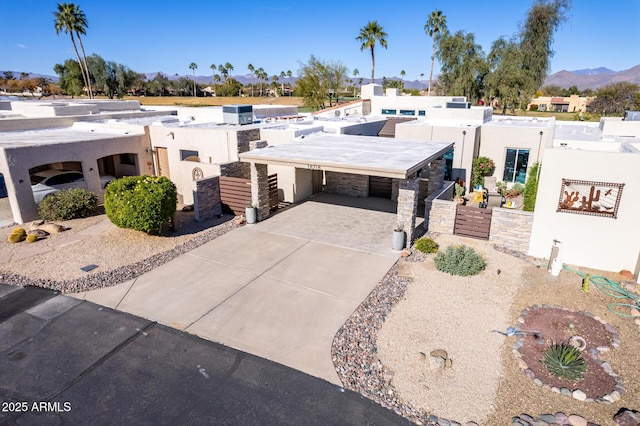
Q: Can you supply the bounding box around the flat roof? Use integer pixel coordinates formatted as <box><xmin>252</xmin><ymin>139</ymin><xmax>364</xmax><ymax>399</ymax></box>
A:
<box><xmin>0</xmin><ymin>125</ymin><xmax>144</xmax><ymax>148</ymax></box>
<box><xmin>239</xmin><ymin>134</ymin><xmax>453</xmax><ymax>179</ymax></box>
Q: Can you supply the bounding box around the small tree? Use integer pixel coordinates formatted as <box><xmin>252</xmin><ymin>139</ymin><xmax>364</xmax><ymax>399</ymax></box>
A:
<box><xmin>104</xmin><ymin>176</ymin><xmax>177</xmax><ymax>234</ymax></box>
<box><xmin>523</xmin><ymin>162</ymin><xmax>540</xmax><ymax>212</ymax></box>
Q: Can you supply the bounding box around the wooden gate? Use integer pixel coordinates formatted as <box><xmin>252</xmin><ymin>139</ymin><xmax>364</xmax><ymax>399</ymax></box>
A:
<box><xmin>369</xmin><ymin>176</ymin><xmax>393</xmax><ymax>199</ymax></box>
<box><xmin>219</xmin><ymin>174</ymin><xmax>279</xmax><ymax>216</ymax></box>
<box><xmin>219</xmin><ymin>176</ymin><xmax>251</xmax><ymax>216</ymax></box>
<box><xmin>268</xmin><ymin>173</ymin><xmax>278</xmax><ymax>210</ymax></box>
<box><xmin>454</xmin><ymin>205</ymin><xmax>492</xmax><ymax>240</ymax></box>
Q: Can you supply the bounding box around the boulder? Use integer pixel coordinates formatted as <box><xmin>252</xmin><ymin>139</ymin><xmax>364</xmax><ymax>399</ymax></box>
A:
<box><xmin>38</xmin><ymin>223</ymin><xmax>66</xmax><ymax>234</ymax></box>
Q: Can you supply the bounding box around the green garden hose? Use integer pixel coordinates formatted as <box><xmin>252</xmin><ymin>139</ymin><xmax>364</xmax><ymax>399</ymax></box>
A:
<box><xmin>563</xmin><ymin>265</ymin><xmax>640</xmax><ymax>318</ymax></box>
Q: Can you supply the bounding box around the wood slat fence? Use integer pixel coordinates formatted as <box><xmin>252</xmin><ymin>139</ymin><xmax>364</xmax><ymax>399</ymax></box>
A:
<box><xmin>219</xmin><ymin>174</ymin><xmax>278</xmax><ymax>216</ymax></box>
<box><xmin>454</xmin><ymin>205</ymin><xmax>492</xmax><ymax>240</ymax></box>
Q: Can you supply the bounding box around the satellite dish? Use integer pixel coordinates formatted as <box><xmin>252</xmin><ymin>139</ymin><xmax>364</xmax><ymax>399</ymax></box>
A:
<box><xmin>335</xmin><ymin>110</ymin><xmax>341</xmax><ymax>117</ymax></box>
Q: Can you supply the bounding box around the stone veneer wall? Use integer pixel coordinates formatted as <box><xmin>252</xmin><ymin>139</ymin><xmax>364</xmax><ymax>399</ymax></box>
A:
<box><xmin>324</xmin><ymin>172</ymin><xmax>369</xmax><ymax>197</ymax></box>
<box><xmin>425</xmin><ymin>199</ymin><xmax>457</xmax><ymax>234</ymax></box>
<box><xmin>428</xmin><ymin>158</ymin><xmax>445</xmax><ymax>196</ymax></box>
<box><xmin>249</xmin><ymin>140</ymin><xmax>270</xmax><ymax>221</ymax></box>
<box><xmin>397</xmin><ymin>178</ymin><xmax>420</xmax><ymax>248</ymax></box>
<box><xmin>220</xmin><ymin>161</ymin><xmax>250</xmax><ymax>179</ymax></box>
<box><xmin>489</xmin><ymin>208</ymin><xmax>534</xmax><ymax>253</ymax></box>
<box><xmin>193</xmin><ymin>176</ymin><xmax>222</xmax><ymax>222</ymax></box>
<box><xmin>391</xmin><ymin>179</ymin><xmax>400</xmax><ymax>202</ymax></box>
<box><xmin>236</xmin><ymin>128</ymin><xmax>261</xmax><ymax>153</ymax></box>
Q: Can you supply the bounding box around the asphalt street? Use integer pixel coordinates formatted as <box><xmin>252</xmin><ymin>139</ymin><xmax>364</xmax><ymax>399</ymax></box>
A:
<box><xmin>0</xmin><ymin>284</ymin><xmax>410</xmax><ymax>425</ymax></box>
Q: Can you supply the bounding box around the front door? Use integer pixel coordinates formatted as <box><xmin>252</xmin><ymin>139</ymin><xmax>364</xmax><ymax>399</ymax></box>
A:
<box><xmin>156</xmin><ymin>147</ymin><xmax>170</xmax><ymax>178</ymax></box>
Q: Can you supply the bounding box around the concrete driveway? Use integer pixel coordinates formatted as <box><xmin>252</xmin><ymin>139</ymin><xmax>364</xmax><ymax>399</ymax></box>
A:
<box><xmin>72</xmin><ymin>194</ymin><xmax>399</xmax><ymax>385</ymax></box>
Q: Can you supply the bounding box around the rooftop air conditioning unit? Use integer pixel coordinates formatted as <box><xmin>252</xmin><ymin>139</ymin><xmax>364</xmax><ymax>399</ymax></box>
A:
<box><xmin>222</xmin><ymin>104</ymin><xmax>253</xmax><ymax>125</ymax></box>
<box><xmin>623</xmin><ymin>111</ymin><xmax>640</xmax><ymax>121</ymax></box>
<box><xmin>446</xmin><ymin>102</ymin><xmax>471</xmax><ymax>109</ymax></box>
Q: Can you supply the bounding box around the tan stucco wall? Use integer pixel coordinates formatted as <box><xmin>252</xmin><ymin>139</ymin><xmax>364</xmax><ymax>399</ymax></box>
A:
<box><xmin>528</xmin><ymin>147</ymin><xmax>640</xmax><ymax>273</ymax></box>
<box><xmin>148</xmin><ymin>126</ymin><xmax>237</xmax><ymax>205</ymax></box>
<box><xmin>0</xmin><ymin>125</ymin><xmax>151</xmax><ymax>223</ymax></box>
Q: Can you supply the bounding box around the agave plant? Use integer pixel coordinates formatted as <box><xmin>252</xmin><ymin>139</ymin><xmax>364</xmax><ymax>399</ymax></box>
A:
<box><xmin>542</xmin><ymin>343</ymin><xmax>587</xmax><ymax>381</ymax></box>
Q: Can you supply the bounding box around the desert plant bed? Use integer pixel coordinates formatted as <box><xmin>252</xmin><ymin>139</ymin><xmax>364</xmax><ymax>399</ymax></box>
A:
<box><xmin>514</xmin><ymin>305</ymin><xmax>622</xmax><ymax>402</ymax></box>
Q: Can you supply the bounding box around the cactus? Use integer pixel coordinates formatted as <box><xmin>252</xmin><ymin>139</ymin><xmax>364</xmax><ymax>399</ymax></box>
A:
<box><xmin>8</xmin><ymin>233</ymin><xmax>25</xmax><ymax>243</ymax></box>
<box><xmin>25</xmin><ymin>234</ymin><xmax>39</xmax><ymax>243</ymax></box>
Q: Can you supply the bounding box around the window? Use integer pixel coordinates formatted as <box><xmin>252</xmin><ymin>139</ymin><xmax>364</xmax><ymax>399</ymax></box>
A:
<box><xmin>180</xmin><ymin>149</ymin><xmax>200</xmax><ymax>162</ymax></box>
<box><xmin>399</xmin><ymin>109</ymin><xmax>415</xmax><ymax>116</ymax></box>
<box><xmin>503</xmin><ymin>149</ymin><xmax>530</xmax><ymax>184</ymax></box>
<box><xmin>418</xmin><ymin>110</ymin><xmax>426</xmax><ymax>116</ymax></box>
<box><xmin>381</xmin><ymin>109</ymin><xmax>397</xmax><ymax>115</ymax></box>
<box><xmin>119</xmin><ymin>153</ymin><xmax>136</xmax><ymax>166</ymax></box>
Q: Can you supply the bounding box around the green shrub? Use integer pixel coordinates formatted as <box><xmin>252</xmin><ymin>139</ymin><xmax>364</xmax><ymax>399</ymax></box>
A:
<box><xmin>529</xmin><ymin>104</ymin><xmax>539</xmax><ymax>112</ymax></box>
<box><xmin>415</xmin><ymin>237</ymin><xmax>439</xmax><ymax>254</ymax></box>
<box><xmin>542</xmin><ymin>343</ymin><xmax>586</xmax><ymax>381</ymax></box>
<box><xmin>434</xmin><ymin>244</ymin><xmax>486</xmax><ymax>276</ymax></box>
<box><xmin>523</xmin><ymin>162</ymin><xmax>540</xmax><ymax>212</ymax></box>
<box><xmin>471</xmin><ymin>156</ymin><xmax>495</xmax><ymax>187</ymax></box>
<box><xmin>38</xmin><ymin>188</ymin><xmax>98</xmax><ymax>221</ymax></box>
<box><xmin>104</xmin><ymin>175</ymin><xmax>177</xmax><ymax>234</ymax></box>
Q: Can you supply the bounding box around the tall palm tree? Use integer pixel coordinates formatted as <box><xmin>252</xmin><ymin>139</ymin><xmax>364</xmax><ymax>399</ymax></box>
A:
<box><xmin>425</xmin><ymin>9</ymin><xmax>447</xmax><ymax>96</ymax></box>
<box><xmin>210</xmin><ymin>64</ymin><xmax>216</xmax><ymax>84</ymax></box>
<box><xmin>286</xmin><ymin>70</ymin><xmax>292</xmax><ymax>95</ymax></box>
<box><xmin>400</xmin><ymin>69</ymin><xmax>406</xmax><ymax>90</ymax></box>
<box><xmin>224</xmin><ymin>62</ymin><xmax>233</xmax><ymax>81</ymax></box>
<box><xmin>54</xmin><ymin>2</ymin><xmax>93</xmax><ymax>98</ymax></box>
<box><xmin>247</xmin><ymin>64</ymin><xmax>255</xmax><ymax>96</ymax></box>
<box><xmin>189</xmin><ymin>62</ymin><xmax>197</xmax><ymax>96</ymax></box>
<box><xmin>356</xmin><ymin>21</ymin><xmax>388</xmax><ymax>83</ymax></box>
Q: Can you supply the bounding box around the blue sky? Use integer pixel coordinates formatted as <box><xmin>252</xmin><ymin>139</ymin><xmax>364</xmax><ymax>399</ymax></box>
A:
<box><xmin>1</xmin><ymin>0</ymin><xmax>639</xmax><ymax>81</ymax></box>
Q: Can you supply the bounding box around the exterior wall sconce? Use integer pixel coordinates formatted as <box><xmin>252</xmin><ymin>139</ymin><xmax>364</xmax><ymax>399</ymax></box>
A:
<box><xmin>145</xmin><ymin>147</ymin><xmax>156</xmax><ymax>153</ymax></box>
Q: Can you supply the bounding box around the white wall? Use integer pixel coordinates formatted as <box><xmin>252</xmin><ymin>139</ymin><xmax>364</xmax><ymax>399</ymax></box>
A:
<box><xmin>480</xmin><ymin>121</ymin><xmax>554</xmax><ymax>185</ymax></box>
<box><xmin>148</xmin><ymin>125</ymin><xmax>236</xmax><ymax>205</ymax></box>
<box><xmin>528</xmin><ymin>147</ymin><xmax>640</xmax><ymax>273</ymax></box>
<box><xmin>395</xmin><ymin>122</ymin><xmax>480</xmax><ymax>190</ymax></box>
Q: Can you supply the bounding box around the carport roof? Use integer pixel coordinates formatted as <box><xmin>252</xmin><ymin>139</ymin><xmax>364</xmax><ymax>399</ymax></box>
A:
<box><xmin>239</xmin><ymin>134</ymin><xmax>453</xmax><ymax>179</ymax></box>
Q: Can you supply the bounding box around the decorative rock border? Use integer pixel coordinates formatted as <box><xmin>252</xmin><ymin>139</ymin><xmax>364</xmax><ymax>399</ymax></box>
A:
<box><xmin>513</xmin><ymin>305</ymin><xmax>624</xmax><ymax>404</ymax></box>
<box><xmin>0</xmin><ymin>219</ymin><xmax>238</xmax><ymax>294</ymax></box>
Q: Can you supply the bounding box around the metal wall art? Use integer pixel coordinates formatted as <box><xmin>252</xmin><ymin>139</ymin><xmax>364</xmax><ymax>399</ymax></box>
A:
<box><xmin>557</xmin><ymin>179</ymin><xmax>624</xmax><ymax>219</ymax></box>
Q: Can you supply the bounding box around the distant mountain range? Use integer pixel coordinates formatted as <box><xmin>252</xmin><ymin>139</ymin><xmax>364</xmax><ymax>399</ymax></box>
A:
<box><xmin>543</xmin><ymin>65</ymin><xmax>640</xmax><ymax>90</ymax></box>
<box><xmin>4</xmin><ymin>65</ymin><xmax>640</xmax><ymax>92</ymax></box>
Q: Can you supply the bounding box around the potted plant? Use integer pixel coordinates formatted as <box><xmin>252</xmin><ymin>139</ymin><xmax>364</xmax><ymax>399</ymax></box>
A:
<box><xmin>245</xmin><ymin>201</ymin><xmax>257</xmax><ymax>224</ymax></box>
<box><xmin>392</xmin><ymin>224</ymin><xmax>405</xmax><ymax>251</ymax></box>
<box><xmin>453</xmin><ymin>183</ymin><xmax>465</xmax><ymax>204</ymax></box>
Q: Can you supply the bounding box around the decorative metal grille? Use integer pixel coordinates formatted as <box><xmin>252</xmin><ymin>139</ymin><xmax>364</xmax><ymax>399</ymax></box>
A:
<box><xmin>557</xmin><ymin>179</ymin><xmax>624</xmax><ymax>219</ymax></box>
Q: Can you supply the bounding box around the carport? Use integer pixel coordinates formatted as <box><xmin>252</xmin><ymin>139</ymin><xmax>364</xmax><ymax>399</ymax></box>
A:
<box><xmin>239</xmin><ymin>135</ymin><xmax>453</xmax><ymax>248</ymax></box>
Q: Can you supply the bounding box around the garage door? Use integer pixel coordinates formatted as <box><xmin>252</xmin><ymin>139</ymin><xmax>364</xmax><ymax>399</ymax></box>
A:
<box><xmin>369</xmin><ymin>176</ymin><xmax>392</xmax><ymax>199</ymax></box>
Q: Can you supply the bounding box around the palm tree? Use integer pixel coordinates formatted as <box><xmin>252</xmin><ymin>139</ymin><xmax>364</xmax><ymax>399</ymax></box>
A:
<box><xmin>189</xmin><ymin>62</ymin><xmax>197</xmax><ymax>96</ymax></box>
<box><xmin>356</xmin><ymin>21</ymin><xmax>388</xmax><ymax>83</ymax></box>
<box><xmin>224</xmin><ymin>62</ymin><xmax>233</xmax><ymax>81</ymax></box>
<box><xmin>248</xmin><ymin>64</ymin><xmax>255</xmax><ymax>96</ymax></box>
<box><xmin>286</xmin><ymin>70</ymin><xmax>292</xmax><ymax>96</ymax></box>
<box><xmin>400</xmin><ymin>69</ymin><xmax>406</xmax><ymax>90</ymax></box>
<box><xmin>54</xmin><ymin>2</ymin><xmax>93</xmax><ymax>98</ymax></box>
<box><xmin>210</xmin><ymin>64</ymin><xmax>216</xmax><ymax>84</ymax></box>
<box><xmin>425</xmin><ymin>9</ymin><xmax>447</xmax><ymax>96</ymax></box>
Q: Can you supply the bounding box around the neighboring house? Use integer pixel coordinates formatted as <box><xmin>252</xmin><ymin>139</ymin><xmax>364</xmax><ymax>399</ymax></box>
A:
<box><xmin>528</xmin><ymin>94</ymin><xmax>593</xmax><ymax>113</ymax></box>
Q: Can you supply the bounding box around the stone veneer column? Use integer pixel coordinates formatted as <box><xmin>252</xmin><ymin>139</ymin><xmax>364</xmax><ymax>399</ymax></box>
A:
<box><xmin>428</xmin><ymin>158</ymin><xmax>445</xmax><ymax>197</ymax></box>
<box><xmin>397</xmin><ymin>177</ymin><xmax>420</xmax><ymax>249</ymax></box>
<box><xmin>249</xmin><ymin>140</ymin><xmax>270</xmax><ymax>221</ymax></box>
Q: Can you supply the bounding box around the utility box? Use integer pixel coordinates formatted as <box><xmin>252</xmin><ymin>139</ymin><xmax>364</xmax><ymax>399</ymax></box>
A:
<box><xmin>446</xmin><ymin>102</ymin><xmax>471</xmax><ymax>109</ymax></box>
<box><xmin>222</xmin><ymin>104</ymin><xmax>253</xmax><ymax>125</ymax></box>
